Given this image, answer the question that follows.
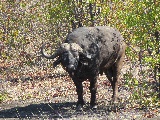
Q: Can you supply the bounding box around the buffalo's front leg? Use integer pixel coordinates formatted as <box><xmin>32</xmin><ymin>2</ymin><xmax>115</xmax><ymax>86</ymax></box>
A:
<box><xmin>89</xmin><ymin>77</ymin><xmax>97</xmax><ymax>109</ymax></box>
<box><xmin>73</xmin><ymin>79</ymin><xmax>85</xmax><ymax>109</ymax></box>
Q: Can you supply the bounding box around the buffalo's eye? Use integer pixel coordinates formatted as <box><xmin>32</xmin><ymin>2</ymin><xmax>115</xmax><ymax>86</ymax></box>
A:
<box><xmin>63</xmin><ymin>51</ymin><xmax>68</xmax><ymax>54</ymax></box>
<box><xmin>62</xmin><ymin>52</ymin><xmax>68</xmax><ymax>56</ymax></box>
<box><xmin>63</xmin><ymin>57</ymin><xmax>67</xmax><ymax>61</ymax></box>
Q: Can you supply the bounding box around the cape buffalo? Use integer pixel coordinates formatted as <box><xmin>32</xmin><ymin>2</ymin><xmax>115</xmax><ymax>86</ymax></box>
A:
<box><xmin>41</xmin><ymin>26</ymin><xmax>126</xmax><ymax>109</ymax></box>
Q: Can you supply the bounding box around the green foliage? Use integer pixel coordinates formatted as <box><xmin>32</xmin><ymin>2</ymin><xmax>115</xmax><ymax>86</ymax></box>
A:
<box><xmin>0</xmin><ymin>92</ymin><xmax>8</xmax><ymax>103</ymax></box>
<box><xmin>117</xmin><ymin>1</ymin><xmax>159</xmax><ymax>109</ymax></box>
<box><xmin>124</xmin><ymin>72</ymin><xmax>159</xmax><ymax>109</ymax></box>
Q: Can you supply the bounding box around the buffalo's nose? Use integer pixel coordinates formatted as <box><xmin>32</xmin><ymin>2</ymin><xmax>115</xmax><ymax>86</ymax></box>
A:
<box><xmin>68</xmin><ymin>65</ymin><xmax>75</xmax><ymax>71</ymax></box>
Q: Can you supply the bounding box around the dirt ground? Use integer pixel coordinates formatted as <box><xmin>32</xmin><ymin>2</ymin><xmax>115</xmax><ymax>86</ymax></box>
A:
<box><xmin>1</xmin><ymin>100</ymin><xmax>159</xmax><ymax>120</ymax></box>
<box><xmin>0</xmin><ymin>65</ymin><xmax>159</xmax><ymax>119</ymax></box>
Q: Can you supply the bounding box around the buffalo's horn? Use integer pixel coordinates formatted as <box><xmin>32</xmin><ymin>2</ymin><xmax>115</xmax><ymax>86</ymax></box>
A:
<box><xmin>41</xmin><ymin>43</ymin><xmax>61</xmax><ymax>59</ymax></box>
<box><xmin>41</xmin><ymin>43</ymin><xmax>70</xmax><ymax>59</ymax></box>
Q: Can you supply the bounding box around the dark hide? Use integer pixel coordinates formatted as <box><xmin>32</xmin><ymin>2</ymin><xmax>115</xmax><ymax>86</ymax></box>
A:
<box><xmin>41</xmin><ymin>26</ymin><xmax>126</xmax><ymax>109</ymax></box>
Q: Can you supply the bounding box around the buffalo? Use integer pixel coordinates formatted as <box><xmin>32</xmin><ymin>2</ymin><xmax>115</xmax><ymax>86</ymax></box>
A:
<box><xmin>41</xmin><ymin>26</ymin><xmax>126</xmax><ymax>109</ymax></box>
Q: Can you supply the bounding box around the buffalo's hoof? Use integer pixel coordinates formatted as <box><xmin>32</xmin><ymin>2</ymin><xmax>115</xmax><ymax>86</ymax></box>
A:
<box><xmin>110</xmin><ymin>97</ymin><xmax>120</xmax><ymax>104</ymax></box>
<box><xmin>90</xmin><ymin>105</ymin><xmax>97</xmax><ymax>110</ymax></box>
<box><xmin>76</xmin><ymin>104</ymin><xmax>83</xmax><ymax>111</ymax></box>
<box><xmin>108</xmin><ymin>98</ymin><xmax>122</xmax><ymax>112</ymax></box>
<box><xmin>76</xmin><ymin>101</ymin><xmax>84</xmax><ymax>111</ymax></box>
<box><xmin>90</xmin><ymin>102</ymin><xmax>97</xmax><ymax>110</ymax></box>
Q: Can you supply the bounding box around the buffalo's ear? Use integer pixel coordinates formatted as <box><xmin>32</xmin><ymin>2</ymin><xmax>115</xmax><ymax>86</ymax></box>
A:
<box><xmin>53</xmin><ymin>57</ymin><xmax>61</xmax><ymax>68</ymax></box>
<box><xmin>79</xmin><ymin>43</ymin><xmax>99</xmax><ymax>65</ymax></box>
<box><xmin>79</xmin><ymin>53</ymin><xmax>91</xmax><ymax>61</ymax></box>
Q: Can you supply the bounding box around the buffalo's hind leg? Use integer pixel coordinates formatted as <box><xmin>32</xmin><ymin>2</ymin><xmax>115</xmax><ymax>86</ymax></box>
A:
<box><xmin>105</xmin><ymin>56</ymin><xmax>124</xmax><ymax>103</ymax></box>
<box><xmin>105</xmin><ymin>68</ymin><xmax>117</xmax><ymax>102</ymax></box>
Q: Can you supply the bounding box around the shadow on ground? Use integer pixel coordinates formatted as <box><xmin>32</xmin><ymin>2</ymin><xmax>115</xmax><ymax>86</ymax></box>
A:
<box><xmin>0</xmin><ymin>102</ymin><xmax>113</xmax><ymax>119</ymax></box>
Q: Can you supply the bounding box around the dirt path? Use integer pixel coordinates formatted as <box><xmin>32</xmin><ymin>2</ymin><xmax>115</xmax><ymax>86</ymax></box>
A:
<box><xmin>0</xmin><ymin>98</ymin><xmax>159</xmax><ymax>119</ymax></box>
